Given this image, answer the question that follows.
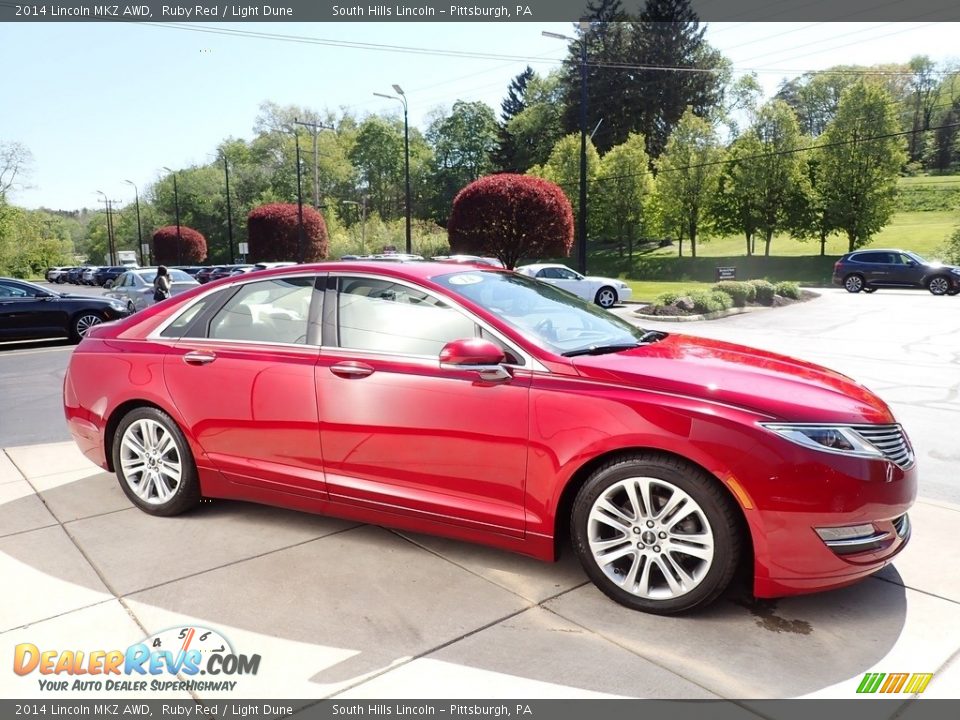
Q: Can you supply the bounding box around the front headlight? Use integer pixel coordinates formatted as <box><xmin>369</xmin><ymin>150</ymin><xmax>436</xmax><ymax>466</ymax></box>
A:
<box><xmin>108</xmin><ymin>301</ymin><xmax>127</xmax><ymax>312</ymax></box>
<box><xmin>760</xmin><ymin>423</ymin><xmax>884</xmax><ymax>459</ymax></box>
<box><xmin>949</xmin><ymin>268</ymin><xmax>960</xmax><ymax>276</ymax></box>
<box><xmin>618</xmin><ymin>282</ymin><xmax>629</xmax><ymax>289</ymax></box>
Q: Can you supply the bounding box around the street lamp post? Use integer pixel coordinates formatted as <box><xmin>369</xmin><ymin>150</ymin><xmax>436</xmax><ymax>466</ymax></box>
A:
<box><xmin>543</xmin><ymin>26</ymin><xmax>590</xmax><ymax>275</ymax></box>
<box><xmin>162</xmin><ymin>167</ymin><xmax>183</xmax><ymax>265</ymax></box>
<box><xmin>342</xmin><ymin>197</ymin><xmax>368</xmax><ymax>255</ymax></box>
<box><xmin>374</xmin><ymin>85</ymin><xmax>411</xmax><ymax>254</ymax></box>
<box><xmin>123</xmin><ymin>180</ymin><xmax>145</xmax><ymax>265</ymax></box>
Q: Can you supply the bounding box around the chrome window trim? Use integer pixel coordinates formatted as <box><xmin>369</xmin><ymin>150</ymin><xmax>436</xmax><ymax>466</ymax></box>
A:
<box><xmin>327</xmin><ymin>270</ymin><xmax>547</xmax><ymax>372</ymax></box>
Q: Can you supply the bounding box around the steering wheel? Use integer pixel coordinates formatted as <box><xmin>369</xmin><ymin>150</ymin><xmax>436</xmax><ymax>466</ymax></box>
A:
<box><xmin>534</xmin><ymin>318</ymin><xmax>557</xmax><ymax>341</ymax></box>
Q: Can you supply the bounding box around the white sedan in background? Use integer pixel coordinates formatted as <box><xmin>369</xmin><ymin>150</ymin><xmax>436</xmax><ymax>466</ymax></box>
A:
<box><xmin>514</xmin><ymin>263</ymin><xmax>632</xmax><ymax>308</ymax></box>
<box><xmin>105</xmin><ymin>268</ymin><xmax>199</xmax><ymax>312</ymax></box>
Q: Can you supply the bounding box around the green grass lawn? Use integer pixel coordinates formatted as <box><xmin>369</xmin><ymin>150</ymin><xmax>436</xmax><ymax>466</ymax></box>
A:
<box><xmin>621</xmin><ymin>280</ymin><xmax>712</xmax><ymax>303</ymax></box>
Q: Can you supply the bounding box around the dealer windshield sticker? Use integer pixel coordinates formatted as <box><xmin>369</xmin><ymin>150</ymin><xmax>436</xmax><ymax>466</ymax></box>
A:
<box><xmin>448</xmin><ymin>273</ymin><xmax>484</xmax><ymax>285</ymax></box>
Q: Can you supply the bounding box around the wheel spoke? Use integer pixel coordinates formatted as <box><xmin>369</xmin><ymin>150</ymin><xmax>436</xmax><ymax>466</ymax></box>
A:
<box><xmin>637</xmin><ymin>478</ymin><xmax>654</xmax><ymax>519</ymax></box>
<box><xmin>666</xmin><ymin>540</ymin><xmax>712</xmax><ymax>561</ymax></box>
<box><xmin>663</xmin><ymin>552</ymin><xmax>696</xmax><ymax>588</ymax></box>
<box><xmin>122</xmin><ymin>433</ymin><xmax>147</xmax><ymax>458</ymax></box>
<box><xmin>596</xmin><ymin>545</ymin><xmax>635</xmax><ymax>567</ymax></box>
<box><xmin>591</xmin><ymin>499</ymin><xmax>634</xmax><ymax>530</ymax></box>
<box><xmin>654</xmin><ymin>555</ymin><xmax>685</xmax><ymax>595</ymax></box>
<box><xmin>656</xmin><ymin>489</ymin><xmax>687</xmax><ymax>523</ymax></box>
<box><xmin>620</xmin><ymin>553</ymin><xmax>643</xmax><ymax>589</ymax></box>
<box><xmin>590</xmin><ymin>535</ymin><xmax>631</xmax><ymax>553</ymax></box>
<box><xmin>156</xmin><ymin>431</ymin><xmax>175</xmax><ymax>458</ymax></box>
<box><xmin>623</xmin><ymin>481</ymin><xmax>646</xmax><ymax>521</ymax></box>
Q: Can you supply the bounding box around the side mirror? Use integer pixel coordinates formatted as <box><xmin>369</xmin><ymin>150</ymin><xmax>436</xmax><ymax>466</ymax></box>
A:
<box><xmin>439</xmin><ymin>338</ymin><xmax>510</xmax><ymax>382</ymax></box>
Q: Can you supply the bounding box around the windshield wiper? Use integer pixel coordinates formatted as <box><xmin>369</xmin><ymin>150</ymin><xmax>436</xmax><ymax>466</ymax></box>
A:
<box><xmin>563</xmin><ymin>343</ymin><xmax>641</xmax><ymax>357</ymax></box>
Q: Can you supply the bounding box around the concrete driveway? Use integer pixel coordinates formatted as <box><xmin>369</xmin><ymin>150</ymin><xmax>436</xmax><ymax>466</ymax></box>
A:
<box><xmin>2</xmin><ymin>287</ymin><xmax>958</xmax><ymax>702</ymax></box>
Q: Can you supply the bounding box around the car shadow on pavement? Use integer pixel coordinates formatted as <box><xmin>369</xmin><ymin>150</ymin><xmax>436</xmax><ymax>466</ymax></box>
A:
<box><xmin>1</xmin><ymin>471</ymin><xmax>909</xmax><ymax>699</ymax></box>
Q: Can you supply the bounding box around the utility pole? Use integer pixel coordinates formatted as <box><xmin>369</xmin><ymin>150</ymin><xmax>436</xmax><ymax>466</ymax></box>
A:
<box><xmin>95</xmin><ymin>191</ymin><xmax>116</xmax><ymax>264</ymax></box>
<box><xmin>295</xmin><ymin>129</ymin><xmax>305</xmax><ymax>263</ymax></box>
<box><xmin>293</xmin><ymin>117</ymin><xmax>335</xmax><ymax>210</ymax></box>
<box><xmin>123</xmin><ymin>180</ymin><xmax>145</xmax><ymax>265</ymax></box>
<box><xmin>162</xmin><ymin>167</ymin><xmax>183</xmax><ymax>265</ymax></box>
<box><xmin>223</xmin><ymin>154</ymin><xmax>235</xmax><ymax>264</ymax></box>
<box><xmin>373</xmin><ymin>86</ymin><xmax>411</xmax><ymax>254</ymax></box>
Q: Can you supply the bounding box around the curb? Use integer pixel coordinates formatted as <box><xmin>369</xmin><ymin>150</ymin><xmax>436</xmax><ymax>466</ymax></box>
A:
<box><xmin>632</xmin><ymin>306</ymin><xmax>769</xmax><ymax>322</ymax></box>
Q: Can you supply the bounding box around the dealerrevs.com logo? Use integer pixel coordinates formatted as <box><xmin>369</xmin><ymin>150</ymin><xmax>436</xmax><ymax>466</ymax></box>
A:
<box><xmin>13</xmin><ymin>625</ymin><xmax>261</xmax><ymax>692</ymax></box>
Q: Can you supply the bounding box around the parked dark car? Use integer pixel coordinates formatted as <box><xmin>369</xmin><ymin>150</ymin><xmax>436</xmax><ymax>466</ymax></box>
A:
<box><xmin>55</xmin><ymin>267</ymin><xmax>79</xmax><ymax>284</ymax></box>
<box><xmin>0</xmin><ymin>277</ymin><xmax>131</xmax><ymax>342</ymax></box>
<box><xmin>94</xmin><ymin>266</ymin><xmax>134</xmax><ymax>288</ymax></box>
<box><xmin>196</xmin><ymin>266</ymin><xmax>224</xmax><ymax>284</ymax></box>
<box><xmin>209</xmin><ymin>265</ymin><xmax>253</xmax><ymax>282</ymax></box>
<box><xmin>833</xmin><ymin>249</ymin><xmax>960</xmax><ymax>295</ymax></box>
<box><xmin>171</xmin><ymin>266</ymin><xmax>206</xmax><ymax>278</ymax></box>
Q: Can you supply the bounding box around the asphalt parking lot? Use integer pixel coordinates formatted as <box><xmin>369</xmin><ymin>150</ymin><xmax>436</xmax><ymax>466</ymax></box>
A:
<box><xmin>1</xmin><ymin>285</ymin><xmax>959</xmax><ymax>702</ymax></box>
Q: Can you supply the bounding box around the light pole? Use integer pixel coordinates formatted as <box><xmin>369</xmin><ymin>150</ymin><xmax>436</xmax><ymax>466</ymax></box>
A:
<box><xmin>342</xmin><ymin>197</ymin><xmax>368</xmax><ymax>255</ymax></box>
<box><xmin>162</xmin><ymin>167</ymin><xmax>182</xmax><ymax>265</ymax></box>
<box><xmin>374</xmin><ymin>85</ymin><xmax>411</xmax><ymax>254</ymax></box>
<box><xmin>544</xmin><ymin>26</ymin><xmax>590</xmax><ymax>275</ymax></box>
<box><xmin>123</xmin><ymin>180</ymin><xmax>145</xmax><ymax>265</ymax></box>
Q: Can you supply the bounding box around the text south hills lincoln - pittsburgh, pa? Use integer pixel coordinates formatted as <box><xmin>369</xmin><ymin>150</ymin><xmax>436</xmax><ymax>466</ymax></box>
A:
<box><xmin>331</xmin><ymin>4</ymin><xmax>532</xmax><ymax>18</ymax></box>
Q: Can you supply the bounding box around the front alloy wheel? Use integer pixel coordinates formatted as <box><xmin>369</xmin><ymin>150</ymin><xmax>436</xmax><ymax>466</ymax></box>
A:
<box><xmin>595</xmin><ymin>286</ymin><xmax>618</xmax><ymax>308</ymax></box>
<box><xmin>572</xmin><ymin>453</ymin><xmax>741</xmax><ymax>614</ymax></box>
<box><xmin>928</xmin><ymin>276</ymin><xmax>950</xmax><ymax>295</ymax></box>
<box><xmin>844</xmin><ymin>275</ymin><xmax>864</xmax><ymax>293</ymax></box>
<box><xmin>114</xmin><ymin>407</ymin><xmax>200</xmax><ymax>516</ymax></box>
<box><xmin>72</xmin><ymin>312</ymin><xmax>103</xmax><ymax>341</ymax></box>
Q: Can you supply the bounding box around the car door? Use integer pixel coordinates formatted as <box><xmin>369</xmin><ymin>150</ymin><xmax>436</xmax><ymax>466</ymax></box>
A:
<box><xmin>315</xmin><ymin>273</ymin><xmax>531</xmax><ymax>537</ymax></box>
<box><xmin>895</xmin><ymin>252</ymin><xmax>927</xmax><ymax>287</ymax></box>
<box><xmin>162</xmin><ymin>274</ymin><xmax>327</xmax><ymax>498</ymax></box>
<box><xmin>0</xmin><ymin>280</ymin><xmax>61</xmax><ymax>339</ymax></box>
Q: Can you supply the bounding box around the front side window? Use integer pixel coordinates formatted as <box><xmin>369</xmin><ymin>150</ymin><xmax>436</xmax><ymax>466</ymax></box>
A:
<box><xmin>208</xmin><ymin>277</ymin><xmax>314</xmax><ymax>344</ymax></box>
<box><xmin>337</xmin><ymin>276</ymin><xmax>477</xmax><ymax>356</ymax></box>
<box><xmin>0</xmin><ymin>281</ymin><xmax>35</xmax><ymax>298</ymax></box>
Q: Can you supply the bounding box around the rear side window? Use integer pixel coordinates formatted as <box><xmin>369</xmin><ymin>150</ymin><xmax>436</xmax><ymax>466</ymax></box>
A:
<box><xmin>208</xmin><ymin>277</ymin><xmax>315</xmax><ymax>345</ymax></box>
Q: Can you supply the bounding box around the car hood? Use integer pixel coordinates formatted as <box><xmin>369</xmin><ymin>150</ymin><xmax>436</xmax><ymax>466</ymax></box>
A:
<box><xmin>569</xmin><ymin>333</ymin><xmax>894</xmax><ymax>424</ymax></box>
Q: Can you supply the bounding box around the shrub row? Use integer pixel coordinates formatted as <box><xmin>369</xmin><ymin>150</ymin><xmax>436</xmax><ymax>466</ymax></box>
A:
<box><xmin>656</xmin><ymin>278</ymin><xmax>803</xmax><ymax>314</ymax></box>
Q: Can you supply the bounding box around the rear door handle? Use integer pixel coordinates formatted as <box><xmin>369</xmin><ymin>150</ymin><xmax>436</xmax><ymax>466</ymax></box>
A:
<box><xmin>183</xmin><ymin>350</ymin><xmax>217</xmax><ymax>365</ymax></box>
<box><xmin>330</xmin><ymin>361</ymin><xmax>374</xmax><ymax>379</ymax></box>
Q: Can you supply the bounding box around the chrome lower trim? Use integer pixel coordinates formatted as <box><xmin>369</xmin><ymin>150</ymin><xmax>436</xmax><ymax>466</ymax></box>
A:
<box><xmin>823</xmin><ymin>531</ymin><xmax>892</xmax><ymax>549</ymax></box>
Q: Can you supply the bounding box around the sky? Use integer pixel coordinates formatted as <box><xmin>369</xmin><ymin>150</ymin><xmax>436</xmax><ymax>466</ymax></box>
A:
<box><xmin>1</xmin><ymin>20</ymin><xmax>958</xmax><ymax>211</ymax></box>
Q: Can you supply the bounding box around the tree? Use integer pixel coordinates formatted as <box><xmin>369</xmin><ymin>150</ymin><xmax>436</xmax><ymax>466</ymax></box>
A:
<box><xmin>710</xmin><ymin>133</ymin><xmax>763</xmax><ymax>256</ymax></box>
<box><xmin>152</xmin><ymin>226</ymin><xmax>208</xmax><ymax>265</ymax></box>
<box><xmin>501</xmin><ymin>71</ymin><xmax>565</xmax><ymax>172</ymax></box>
<box><xmin>247</xmin><ymin>203</ymin><xmax>328</xmax><ymax>262</ymax></box>
<box><xmin>629</xmin><ymin>0</ymin><xmax>725</xmax><ymax>159</ymax></box>
<box><xmin>349</xmin><ymin>116</ymin><xmax>405</xmax><ymax>220</ymax></box>
<box><xmin>0</xmin><ymin>141</ymin><xmax>33</xmax><ymax>201</ymax></box>
<box><xmin>595</xmin><ymin>133</ymin><xmax>654</xmax><ymax>259</ymax></box>
<box><xmin>426</xmin><ymin>101</ymin><xmax>499</xmax><ymax>223</ymax></box>
<box><xmin>819</xmin><ymin>82</ymin><xmax>907</xmax><ymax>253</ymax></box>
<box><xmin>447</xmin><ymin>174</ymin><xmax>574</xmax><ymax>269</ymax></box>
<box><xmin>654</xmin><ymin>109</ymin><xmax>722</xmax><ymax>258</ymax></box>
<box><xmin>939</xmin><ymin>226</ymin><xmax>960</xmax><ymax>264</ymax></box>
<box><xmin>738</xmin><ymin>100</ymin><xmax>807</xmax><ymax>257</ymax></box>
<box><xmin>906</xmin><ymin>56</ymin><xmax>942</xmax><ymax>163</ymax></box>
<box><xmin>493</xmin><ymin>66</ymin><xmax>535</xmax><ymax>172</ymax></box>
<box><xmin>528</xmin><ymin>133</ymin><xmax>602</xmax><ymax>239</ymax></box>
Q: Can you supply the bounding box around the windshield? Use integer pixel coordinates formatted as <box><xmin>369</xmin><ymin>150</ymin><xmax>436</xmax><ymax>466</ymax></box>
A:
<box><xmin>906</xmin><ymin>251</ymin><xmax>928</xmax><ymax>264</ymax></box>
<box><xmin>435</xmin><ymin>270</ymin><xmax>646</xmax><ymax>355</ymax></box>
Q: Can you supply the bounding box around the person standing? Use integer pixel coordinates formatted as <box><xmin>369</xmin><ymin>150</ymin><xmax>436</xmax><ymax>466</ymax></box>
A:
<box><xmin>153</xmin><ymin>265</ymin><xmax>172</xmax><ymax>303</ymax></box>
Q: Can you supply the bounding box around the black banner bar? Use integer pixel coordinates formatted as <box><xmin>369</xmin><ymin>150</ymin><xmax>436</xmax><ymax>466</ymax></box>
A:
<box><xmin>1</xmin><ymin>700</ymin><xmax>958</xmax><ymax>720</ymax></box>
<box><xmin>1</xmin><ymin>0</ymin><xmax>960</xmax><ymax>22</ymax></box>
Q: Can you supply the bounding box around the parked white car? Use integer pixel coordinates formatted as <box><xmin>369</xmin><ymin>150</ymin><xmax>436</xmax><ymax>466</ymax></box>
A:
<box><xmin>514</xmin><ymin>263</ymin><xmax>632</xmax><ymax>308</ymax></box>
<box><xmin>105</xmin><ymin>268</ymin><xmax>199</xmax><ymax>312</ymax></box>
<box><xmin>81</xmin><ymin>266</ymin><xmax>101</xmax><ymax>285</ymax></box>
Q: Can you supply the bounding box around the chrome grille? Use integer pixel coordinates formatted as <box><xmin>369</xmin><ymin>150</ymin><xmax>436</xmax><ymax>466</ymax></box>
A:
<box><xmin>893</xmin><ymin>514</ymin><xmax>910</xmax><ymax>538</ymax></box>
<box><xmin>851</xmin><ymin>424</ymin><xmax>914</xmax><ymax>469</ymax></box>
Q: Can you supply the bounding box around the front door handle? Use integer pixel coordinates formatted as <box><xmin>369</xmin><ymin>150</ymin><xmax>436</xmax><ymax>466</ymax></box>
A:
<box><xmin>183</xmin><ymin>350</ymin><xmax>217</xmax><ymax>365</ymax></box>
<box><xmin>330</xmin><ymin>361</ymin><xmax>375</xmax><ymax>379</ymax></box>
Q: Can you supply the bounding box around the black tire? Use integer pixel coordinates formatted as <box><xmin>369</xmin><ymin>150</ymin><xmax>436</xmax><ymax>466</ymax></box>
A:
<box><xmin>863</xmin><ymin>286</ymin><xmax>877</xmax><ymax>294</ymax></box>
<box><xmin>112</xmin><ymin>406</ymin><xmax>200</xmax><ymax>516</ymax></box>
<box><xmin>571</xmin><ymin>452</ymin><xmax>742</xmax><ymax>614</ymax></box>
<box><xmin>947</xmin><ymin>288</ymin><xmax>959</xmax><ymax>296</ymax></box>
<box><xmin>70</xmin><ymin>311</ymin><xmax>105</xmax><ymax>342</ymax></box>
<box><xmin>843</xmin><ymin>274</ymin><xmax>864</xmax><ymax>293</ymax></box>
<box><xmin>595</xmin><ymin>286</ymin><xmax>618</xmax><ymax>309</ymax></box>
<box><xmin>928</xmin><ymin>276</ymin><xmax>950</xmax><ymax>296</ymax></box>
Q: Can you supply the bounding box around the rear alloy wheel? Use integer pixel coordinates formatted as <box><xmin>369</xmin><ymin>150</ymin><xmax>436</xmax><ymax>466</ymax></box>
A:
<box><xmin>571</xmin><ymin>453</ymin><xmax>741</xmax><ymax>614</ymax></box>
<box><xmin>928</xmin><ymin>276</ymin><xmax>950</xmax><ymax>296</ymax></box>
<box><xmin>71</xmin><ymin>312</ymin><xmax>104</xmax><ymax>342</ymax></box>
<box><xmin>595</xmin><ymin>286</ymin><xmax>618</xmax><ymax>308</ymax></box>
<box><xmin>113</xmin><ymin>407</ymin><xmax>200</xmax><ymax>516</ymax></box>
<box><xmin>843</xmin><ymin>274</ymin><xmax>864</xmax><ymax>293</ymax></box>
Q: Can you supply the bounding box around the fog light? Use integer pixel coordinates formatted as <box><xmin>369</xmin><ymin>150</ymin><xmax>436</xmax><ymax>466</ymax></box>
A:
<box><xmin>815</xmin><ymin>524</ymin><xmax>876</xmax><ymax>542</ymax></box>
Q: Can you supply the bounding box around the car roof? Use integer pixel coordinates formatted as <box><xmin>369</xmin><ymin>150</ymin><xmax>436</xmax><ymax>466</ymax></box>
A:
<box><xmin>848</xmin><ymin>248</ymin><xmax>911</xmax><ymax>254</ymax></box>
<box><xmin>516</xmin><ymin>263</ymin><xmax>567</xmax><ymax>271</ymax></box>
<box><xmin>241</xmin><ymin>260</ymin><xmax>508</xmax><ymax>284</ymax></box>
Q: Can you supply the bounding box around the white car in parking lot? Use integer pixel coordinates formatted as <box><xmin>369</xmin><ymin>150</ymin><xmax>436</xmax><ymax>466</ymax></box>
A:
<box><xmin>514</xmin><ymin>263</ymin><xmax>632</xmax><ymax>308</ymax></box>
<box><xmin>105</xmin><ymin>268</ymin><xmax>199</xmax><ymax>312</ymax></box>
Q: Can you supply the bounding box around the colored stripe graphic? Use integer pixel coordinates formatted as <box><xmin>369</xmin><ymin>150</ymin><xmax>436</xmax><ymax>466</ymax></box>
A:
<box><xmin>904</xmin><ymin>673</ymin><xmax>934</xmax><ymax>694</ymax></box>
<box><xmin>857</xmin><ymin>673</ymin><xmax>885</xmax><ymax>693</ymax></box>
<box><xmin>857</xmin><ymin>672</ymin><xmax>934</xmax><ymax>693</ymax></box>
<box><xmin>880</xmin><ymin>673</ymin><xmax>909</xmax><ymax>693</ymax></box>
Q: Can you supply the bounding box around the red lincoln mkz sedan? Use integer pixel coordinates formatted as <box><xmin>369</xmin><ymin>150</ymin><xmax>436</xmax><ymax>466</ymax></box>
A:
<box><xmin>64</xmin><ymin>262</ymin><xmax>915</xmax><ymax>613</ymax></box>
